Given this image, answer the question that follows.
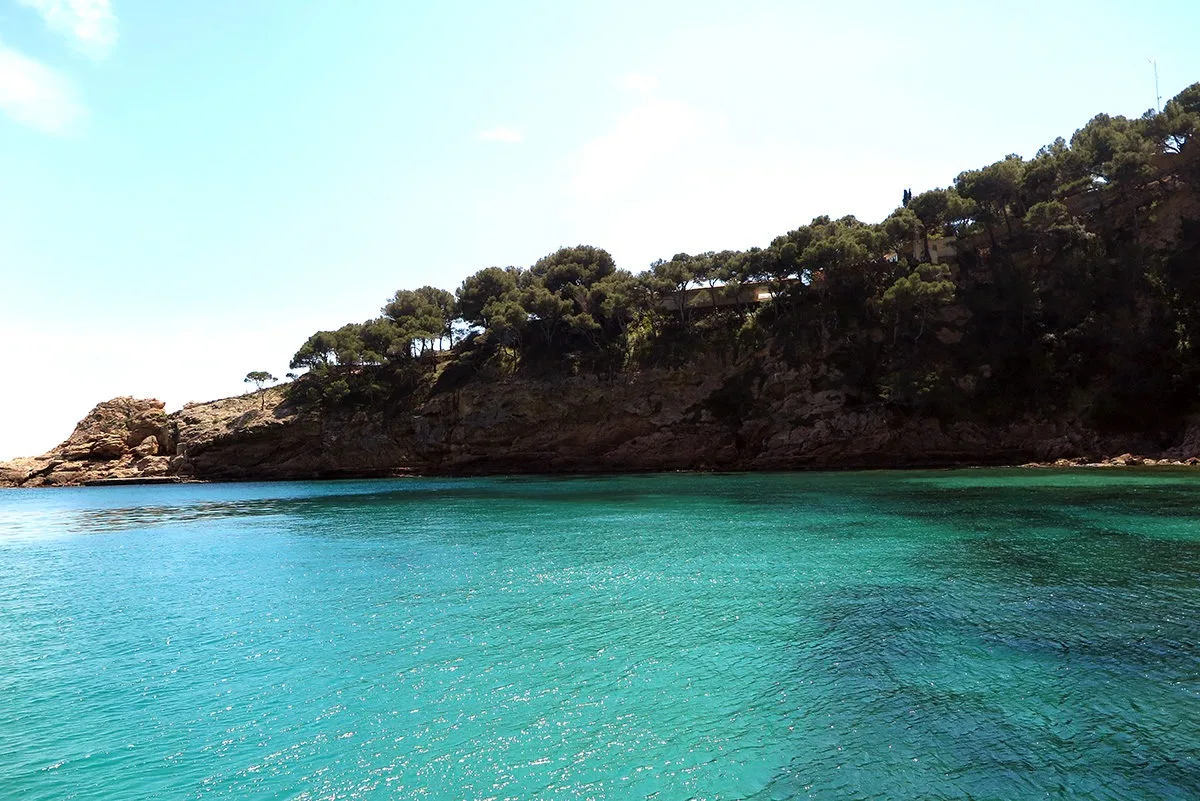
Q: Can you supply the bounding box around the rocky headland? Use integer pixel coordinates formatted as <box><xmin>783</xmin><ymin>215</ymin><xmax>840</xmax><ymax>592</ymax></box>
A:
<box><xmin>5</xmin><ymin>90</ymin><xmax>1198</xmax><ymax>489</ymax></box>
<box><xmin>5</xmin><ymin>356</ymin><xmax>1200</xmax><ymax>489</ymax></box>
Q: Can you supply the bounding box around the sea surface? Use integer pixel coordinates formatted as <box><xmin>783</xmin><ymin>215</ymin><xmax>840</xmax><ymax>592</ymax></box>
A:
<box><xmin>0</xmin><ymin>470</ymin><xmax>1197</xmax><ymax>800</ymax></box>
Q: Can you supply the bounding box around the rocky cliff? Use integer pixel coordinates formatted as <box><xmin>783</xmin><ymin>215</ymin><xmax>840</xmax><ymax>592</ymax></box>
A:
<box><xmin>8</xmin><ymin>99</ymin><xmax>1198</xmax><ymax>489</ymax></box>
<box><xmin>4</xmin><ymin>357</ymin><xmax>1196</xmax><ymax>488</ymax></box>
<box><xmin>1</xmin><ymin>397</ymin><xmax>174</xmax><ymax>487</ymax></box>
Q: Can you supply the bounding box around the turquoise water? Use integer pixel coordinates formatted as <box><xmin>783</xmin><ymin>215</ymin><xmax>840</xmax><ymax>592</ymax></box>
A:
<box><xmin>0</xmin><ymin>471</ymin><xmax>1197</xmax><ymax>800</ymax></box>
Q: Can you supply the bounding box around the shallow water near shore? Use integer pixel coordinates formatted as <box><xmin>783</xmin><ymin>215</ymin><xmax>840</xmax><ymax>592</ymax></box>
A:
<box><xmin>1</xmin><ymin>470</ymin><xmax>1198</xmax><ymax>800</ymax></box>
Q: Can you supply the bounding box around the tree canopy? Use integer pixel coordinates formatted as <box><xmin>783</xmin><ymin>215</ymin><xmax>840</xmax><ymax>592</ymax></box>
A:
<box><xmin>244</xmin><ymin>371</ymin><xmax>277</xmax><ymax>409</ymax></box>
<box><xmin>283</xmin><ymin>83</ymin><xmax>1200</xmax><ymax>427</ymax></box>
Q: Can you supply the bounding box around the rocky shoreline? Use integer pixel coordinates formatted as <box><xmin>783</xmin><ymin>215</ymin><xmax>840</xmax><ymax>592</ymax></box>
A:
<box><xmin>1022</xmin><ymin>454</ymin><xmax>1200</xmax><ymax>469</ymax></box>
<box><xmin>5</xmin><ymin>357</ymin><xmax>1200</xmax><ymax>488</ymax></box>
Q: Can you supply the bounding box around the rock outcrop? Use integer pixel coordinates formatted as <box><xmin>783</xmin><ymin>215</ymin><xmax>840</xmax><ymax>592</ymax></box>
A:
<box><xmin>3</xmin><ymin>358</ymin><xmax>1194</xmax><ymax>489</ymax></box>
<box><xmin>0</xmin><ymin>397</ymin><xmax>174</xmax><ymax>487</ymax></box>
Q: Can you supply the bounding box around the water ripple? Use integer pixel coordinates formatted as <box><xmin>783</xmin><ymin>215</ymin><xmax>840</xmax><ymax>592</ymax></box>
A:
<box><xmin>0</xmin><ymin>470</ymin><xmax>1198</xmax><ymax>799</ymax></box>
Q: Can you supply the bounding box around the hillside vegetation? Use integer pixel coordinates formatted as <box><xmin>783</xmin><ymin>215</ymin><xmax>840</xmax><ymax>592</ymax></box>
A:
<box><xmin>289</xmin><ymin>86</ymin><xmax>1200</xmax><ymax>433</ymax></box>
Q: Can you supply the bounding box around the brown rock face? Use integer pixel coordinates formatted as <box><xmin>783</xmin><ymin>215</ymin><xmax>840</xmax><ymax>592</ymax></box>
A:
<box><xmin>0</xmin><ymin>359</ymin><xmax>1194</xmax><ymax>489</ymax></box>
<box><xmin>57</xmin><ymin>397</ymin><xmax>170</xmax><ymax>459</ymax></box>
<box><xmin>0</xmin><ymin>397</ymin><xmax>173</xmax><ymax>487</ymax></box>
<box><xmin>89</xmin><ymin>435</ymin><xmax>128</xmax><ymax>460</ymax></box>
<box><xmin>131</xmin><ymin>436</ymin><xmax>160</xmax><ymax>459</ymax></box>
<box><xmin>155</xmin><ymin>359</ymin><xmax>1172</xmax><ymax>483</ymax></box>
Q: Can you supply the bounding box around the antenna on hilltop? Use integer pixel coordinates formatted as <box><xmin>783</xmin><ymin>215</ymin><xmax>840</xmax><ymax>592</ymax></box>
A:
<box><xmin>1148</xmin><ymin>57</ymin><xmax>1162</xmax><ymax>112</ymax></box>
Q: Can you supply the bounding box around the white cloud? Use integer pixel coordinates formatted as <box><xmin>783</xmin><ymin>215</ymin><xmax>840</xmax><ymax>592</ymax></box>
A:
<box><xmin>614</xmin><ymin>72</ymin><xmax>660</xmax><ymax>96</ymax></box>
<box><xmin>0</xmin><ymin>42</ymin><xmax>85</xmax><ymax>133</ymax></box>
<box><xmin>477</xmin><ymin>126</ymin><xmax>525</xmax><ymax>144</ymax></box>
<box><xmin>569</xmin><ymin>97</ymin><xmax>701</xmax><ymax>203</ymax></box>
<box><xmin>561</xmin><ymin>88</ymin><xmax>893</xmax><ymax>270</ymax></box>
<box><xmin>551</xmin><ymin>13</ymin><xmax>958</xmax><ymax>269</ymax></box>
<box><xmin>17</xmin><ymin>0</ymin><xmax>117</xmax><ymax>59</ymax></box>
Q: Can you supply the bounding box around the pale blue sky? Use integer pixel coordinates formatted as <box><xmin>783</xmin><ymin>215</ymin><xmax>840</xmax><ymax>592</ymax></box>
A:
<box><xmin>2</xmin><ymin>0</ymin><xmax>1198</xmax><ymax>458</ymax></box>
